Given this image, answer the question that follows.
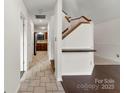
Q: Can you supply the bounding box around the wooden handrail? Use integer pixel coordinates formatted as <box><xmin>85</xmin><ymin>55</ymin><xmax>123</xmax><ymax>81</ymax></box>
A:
<box><xmin>62</xmin><ymin>10</ymin><xmax>68</xmax><ymax>15</ymax></box>
<box><xmin>62</xmin><ymin>49</ymin><xmax>96</xmax><ymax>52</ymax></box>
<box><xmin>62</xmin><ymin>10</ymin><xmax>71</xmax><ymax>23</ymax></box>
<box><xmin>62</xmin><ymin>10</ymin><xmax>91</xmax><ymax>22</ymax></box>
<box><xmin>65</xmin><ymin>16</ymin><xmax>71</xmax><ymax>23</ymax></box>
<box><xmin>62</xmin><ymin>15</ymin><xmax>92</xmax><ymax>39</ymax></box>
<box><xmin>62</xmin><ymin>28</ymin><xmax>68</xmax><ymax>34</ymax></box>
<box><xmin>81</xmin><ymin>16</ymin><xmax>92</xmax><ymax>22</ymax></box>
<box><xmin>62</xmin><ymin>21</ymin><xmax>89</xmax><ymax>39</ymax></box>
<box><xmin>70</xmin><ymin>16</ymin><xmax>91</xmax><ymax>22</ymax></box>
<box><xmin>70</xmin><ymin>16</ymin><xmax>82</xmax><ymax>21</ymax></box>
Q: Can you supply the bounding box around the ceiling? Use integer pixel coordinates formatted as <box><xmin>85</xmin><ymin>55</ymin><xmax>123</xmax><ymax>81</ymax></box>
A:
<box><xmin>23</xmin><ymin>0</ymin><xmax>56</xmax><ymax>15</ymax></box>
<box><xmin>32</xmin><ymin>16</ymin><xmax>48</xmax><ymax>32</ymax></box>
<box><xmin>23</xmin><ymin>0</ymin><xmax>57</xmax><ymax>31</ymax></box>
<box><xmin>63</xmin><ymin>0</ymin><xmax>120</xmax><ymax>24</ymax></box>
<box><xmin>23</xmin><ymin>0</ymin><xmax>119</xmax><ymax>25</ymax></box>
<box><xmin>31</xmin><ymin>15</ymin><xmax>48</xmax><ymax>26</ymax></box>
<box><xmin>33</xmin><ymin>18</ymin><xmax>48</xmax><ymax>32</ymax></box>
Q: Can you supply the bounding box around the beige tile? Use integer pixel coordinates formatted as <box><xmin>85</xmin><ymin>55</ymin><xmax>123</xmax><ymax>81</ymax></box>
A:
<box><xmin>46</xmin><ymin>83</ymin><xmax>58</xmax><ymax>91</ymax></box>
<box><xmin>34</xmin><ymin>87</ymin><xmax>46</xmax><ymax>93</ymax></box>
<box><xmin>56</xmin><ymin>82</ymin><xmax>64</xmax><ymax>91</ymax></box>
<box><xmin>19</xmin><ymin>92</ymin><xmax>32</xmax><ymax>93</ymax></box>
<box><xmin>29</xmin><ymin>80</ymin><xmax>40</xmax><ymax>86</ymax></box>
<box><xmin>57</xmin><ymin>86</ymin><xmax>64</xmax><ymax>91</ymax></box>
<box><xmin>41</xmin><ymin>77</ymin><xmax>50</xmax><ymax>82</ymax></box>
<box><xmin>46</xmin><ymin>90</ymin><xmax>53</xmax><ymax>93</ymax></box>
<box><xmin>21</xmin><ymin>80</ymin><xmax>30</xmax><ymax>83</ymax></box>
<box><xmin>27</xmin><ymin>86</ymin><xmax>33</xmax><ymax>91</ymax></box>
<box><xmin>52</xmin><ymin>91</ymin><xmax>65</xmax><ymax>93</ymax></box>
<box><xmin>46</xmin><ymin>83</ymin><xmax>57</xmax><ymax>86</ymax></box>
<box><xmin>28</xmin><ymin>76</ymin><xmax>41</xmax><ymax>80</ymax></box>
<box><xmin>46</xmin><ymin>86</ymin><xmax>58</xmax><ymax>91</ymax></box>
<box><xmin>19</xmin><ymin>83</ymin><xmax>28</xmax><ymax>91</ymax></box>
<box><xmin>47</xmin><ymin>91</ymin><xmax>52</xmax><ymax>93</ymax></box>
<box><xmin>49</xmin><ymin>75</ymin><xmax>56</xmax><ymax>80</ymax></box>
<box><xmin>50</xmin><ymin>79</ymin><xmax>56</xmax><ymax>83</ymax></box>
<box><xmin>56</xmin><ymin>82</ymin><xmax>62</xmax><ymax>87</ymax></box>
<box><xmin>37</xmin><ymin>72</ymin><xmax>45</xmax><ymax>77</ymax></box>
<box><xmin>35</xmin><ymin>76</ymin><xmax>41</xmax><ymax>80</ymax></box>
<box><xmin>45</xmin><ymin>70</ymin><xmax>52</xmax><ymax>76</ymax></box>
<box><xmin>40</xmin><ymin>82</ymin><xmax>46</xmax><ymax>87</ymax></box>
<box><xmin>17</xmin><ymin>52</ymin><xmax>65</xmax><ymax>93</ymax></box>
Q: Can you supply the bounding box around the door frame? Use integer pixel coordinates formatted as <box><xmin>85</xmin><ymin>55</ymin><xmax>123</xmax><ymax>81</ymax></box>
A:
<box><xmin>34</xmin><ymin>32</ymin><xmax>37</xmax><ymax>55</ymax></box>
<box><xmin>20</xmin><ymin>13</ymin><xmax>27</xmax><ymax>77</ymax></box>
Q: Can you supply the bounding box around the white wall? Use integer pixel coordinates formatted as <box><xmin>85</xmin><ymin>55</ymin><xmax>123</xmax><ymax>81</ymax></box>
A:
<box><xmin>34</xmin><ymin>28</ymin><xmax>47</xmax><ymax>33</ymax></box>
<box><xmin>48</xmin><ymin>16</ymin><xmax>55</xmax><ymax>60</ymax></box>
<box><xmin>63</xmin><ymin>0</ymin><xmax>79</xmax><ymax>18</ymax></box>
<box><xmin>27</xmin><ymin>18</ymin><xmax>34</xmax><ymax>68</ymax></box>
<box><xmin>4</xmin><ymin>0</ymin><xmax>32</xmax><ymax>92</ymax></box>
<box><xmin>62</xmin><ymin>52</ymin><xmax>94</xmax><ymax>75</ymax></box>
<box><xmin>20</xmin><ymin>16</ymin><xmax>24</xmax><ymax>71</ymax></box>
<box><xmin>53</xmin><ymin>0</ymin><xmax>62</xmax><ymax>81</ymax></box>
<box><xmin>94</xmin><ymin>18</ymin><xmax>120</xmax><ymax>62</ymax></box>
<box><xmin>62</xmin><ymin>23</ymin><xmax>94</xmax><ymax>49</ymax></box>
<box><xmin>62</xmin><ymin>22</ymin><xmax>94</xmax><ymax>75</ymax></box>
<box><xmin>63</xmin><ymin>0</ymin><xmax>119</xmax><ymax>24</ymax></box>
<box><xmin>62</xmin><ymin>12</ymin><xmax>70</xmax><ymax>31</ymax></box>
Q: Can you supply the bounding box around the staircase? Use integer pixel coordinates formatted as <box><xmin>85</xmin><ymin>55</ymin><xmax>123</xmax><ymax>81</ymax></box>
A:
<box><xmin>61</xmin><ymin>10</ymin><xmax>95</xmax><ymax>75</ymax></box>
<box><xmin>62</xmin><ymin>16</ymin><xmax>91</xmax><ymax>39</ymax></box>
<box><xmin>62</xmin><ymin>10</ymin><xmax>92</xmax><ymax>39</ymax></box>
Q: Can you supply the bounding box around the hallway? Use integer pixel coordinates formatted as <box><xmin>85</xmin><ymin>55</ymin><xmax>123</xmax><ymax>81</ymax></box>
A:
<box><xmin>4</xmin><ymin>0</ymin><xmax>120</xmax><ymax>93</ymax></box>
<box><xmin>17</xmin><ymin>52</ymin><xmax>65</xmax><ymax>93</ymax></box>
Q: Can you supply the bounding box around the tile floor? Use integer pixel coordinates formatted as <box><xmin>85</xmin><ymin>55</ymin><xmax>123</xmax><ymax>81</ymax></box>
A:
<box><xmin>17</xmin><ymin>51</ymin><xmax>65</xmax><ymax>93</ymax></box>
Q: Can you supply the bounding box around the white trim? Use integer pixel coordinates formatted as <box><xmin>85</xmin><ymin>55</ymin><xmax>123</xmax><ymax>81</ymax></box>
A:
<box><xmin>95</xmin><ymin>55</ymin><xmax>120</xmax><ymax>65</ymax></box>
<box><xmin>49</xmin><ymin>58</ymin><xmax>54</xmax><ymax>61</ymax></box>
<box><xmin>62</xmin><ymin>72</ymin><xmax>93</xmax><ymax>76</ymax></box>
<box><xmin>57</xmin><ymin>77</ymin><xmax>63</xmax><ymax>81</ymax></box>
<box><xmin>15</xmin><ymin>83</ymin><xmax>20</xmax><ymax>93</ymax></box>
<box><xmin>62</xmin><ymin>64</ymin><xmax>94</xmax><ymax>76</ymax></box>
<box><xmin>62</xmin><ymin>72</ymin><xmax>92</xmax><ymax>76</ymax></box>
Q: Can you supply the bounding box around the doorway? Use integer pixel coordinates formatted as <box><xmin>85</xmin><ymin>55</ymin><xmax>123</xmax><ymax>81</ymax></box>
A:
<box><xmin>20</xmin><ymin>14</ymin><xmax>27</xmax><ymax>78</ymax></box>
<box><xmin>31</xmin><ymin>31</ymin><xmax>48</xmax><ymax>68</ymax></box>
<box><xmin>34</xmin><ymin>32</ymin><xmax>48</xmax><ymax>55</ymax></box>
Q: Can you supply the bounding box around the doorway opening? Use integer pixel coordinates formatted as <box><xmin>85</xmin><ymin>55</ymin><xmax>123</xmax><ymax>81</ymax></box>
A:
<box><xmin>34</xmin><ymin>32</ymin><xmax>48</xmax><ymax>55</ymax></box>
<box><xmin>36</xmin><ymin>32</ymin><xmax>48</xmax><ymax>51</ymax></box>
<box><xmin>20</xmin><ymin>14</ymin><xmax>27</xmax><ymax>78</ymax></box>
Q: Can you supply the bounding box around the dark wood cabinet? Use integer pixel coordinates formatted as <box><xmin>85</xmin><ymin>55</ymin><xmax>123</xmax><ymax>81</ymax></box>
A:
<box><xmin>36</xmin><ymin>43</ymin><xmax>47</xmax><ymax>51</ymax></box>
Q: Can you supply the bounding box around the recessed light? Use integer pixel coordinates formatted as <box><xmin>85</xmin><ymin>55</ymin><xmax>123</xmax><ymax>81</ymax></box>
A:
<box><xmin>39</xmin><ymin>19</ymin><xmax>43</xmax><ymax>22</ymax></box>
<box><xmin>40</xmin><ymin>26</ymin><xmax>46</xmax><ymax>30</ymax></box>
<box><xmin>38</xmin><ymin>32</ymin><xmax>43</xmax><ymax>35</ymax></box>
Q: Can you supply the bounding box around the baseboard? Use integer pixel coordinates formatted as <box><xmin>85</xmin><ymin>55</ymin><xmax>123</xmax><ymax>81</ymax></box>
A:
<box><xmin>50</xmin><ymin>59</ymin><xmax>55</xmax><ymax>72</ymax></box>
<box><xmin>49</xmin><ymin>59</ymin><xmax>54</xmax><ymax>63</ymax></box>
<box><xmin>16</xmin><ymin>82</ymin><xmax>21</xmax><ymax>93</ymax></box>
<box><xmin>49</xmin><ymin>58</ymin><xmax>54</xmax><ymax>61</ymax></box>
<box><xmin>62</xmin><ymin>72</ymin><xmax>93</xmax><ymax>76</ymax></box>
<box><xmin>95</xmin><ymin>55</ymin><xmax>120</xmax><ymax>65</ymax></box>
<box><xmin>57</xmin><ymin>77</ymin><xmax>63</xmax><ymax>81</ymax></box>
<box><xmin>90</xmin><ymin>64</ymin><xmax>94</xmax><ymax>75</ymax></box>
<box><xmin>62</xmin><ymin>64</ymin><xmax>94</xmax><ymax>76</ymax></box>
